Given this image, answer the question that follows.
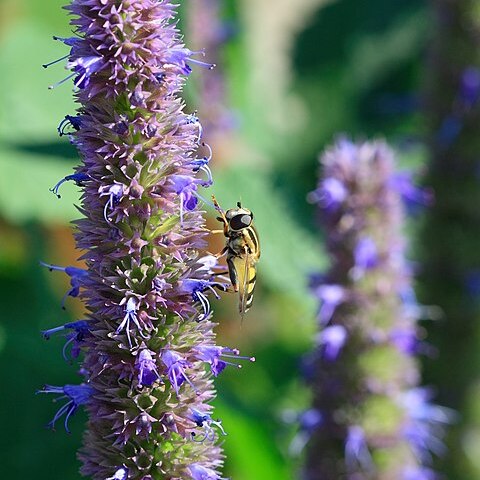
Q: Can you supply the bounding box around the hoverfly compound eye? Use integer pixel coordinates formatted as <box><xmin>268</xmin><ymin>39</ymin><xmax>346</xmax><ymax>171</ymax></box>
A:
<box><xmin>230</xmin><ymin>214</ymin><xmax>252</xmax><ymax>230</ymax></box>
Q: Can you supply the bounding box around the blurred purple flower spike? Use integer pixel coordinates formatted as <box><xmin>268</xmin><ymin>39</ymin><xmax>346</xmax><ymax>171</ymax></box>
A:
<box><xmin>304</xmin><ymin>139</ymin><xmax>447</xmax><ymax>478</ymax></box>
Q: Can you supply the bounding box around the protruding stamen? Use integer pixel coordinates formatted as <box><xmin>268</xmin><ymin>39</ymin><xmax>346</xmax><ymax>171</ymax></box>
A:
<box><xmin>52</xmin><ymin>35</ymin><xmax>81</xmax><ymax>47</ymax></box>
<box><xmin>188</xmin><ymin>58</ymin><xmax>216</xmax><ymax>70</ymax></box>
<box><xmin>115</xmin><ymin>297</ymin><xmax>147</xmax><ymax>348</ymax></box>
<box><xmin>48</xmin><ymin>72</ymin><xmax>75</xmax><ymax>90</ymax></box>
<box><xmin>193</xmin><ymin>345</ymin><xmax>255</xmax><ymax>376</ymax></box>
<box><xmin>100</xmin><ymin>184</ymin><xmax>124</xmax><ymax>224</ymax></box>
<box><xmin>42</xmin><ymin>54</ymin><xmax>69</xmax><ymax>69</ymax></box>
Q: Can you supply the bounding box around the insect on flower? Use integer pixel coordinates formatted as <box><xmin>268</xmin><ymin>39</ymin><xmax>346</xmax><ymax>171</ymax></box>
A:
<box><xmin>211</xmin><ymin>195</ymin><xmax>260</xmax><ymax>317</ymax></box>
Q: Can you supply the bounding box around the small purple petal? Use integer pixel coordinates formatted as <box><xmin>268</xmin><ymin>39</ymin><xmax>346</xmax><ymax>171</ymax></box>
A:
<box><xmin>136</xmin><ymin>349</ymin><xmax>160</xmax><ymax>387</ymax></box>
<box><xmin>345</xmin><ymin>426</ymin><xmax>373</xmax><ymax>472</ymax></box>
<box><xmin>317</xmin><ymin>325</ymin><xmax>347</xmax><ymax>361</ymax></box>
<box><xmin>189</xmin><ymin>464</ymin><xmax>219</xmax><ymax>480</ymax></box>
<box><xmin>314</xmin><ymin>284</ymin><xmax>346</xmax><ymax>325</ymax></box>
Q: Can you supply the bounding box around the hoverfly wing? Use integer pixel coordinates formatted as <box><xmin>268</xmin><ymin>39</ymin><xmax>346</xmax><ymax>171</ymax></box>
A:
<box><xmin>234</xmin><ymin>251</ymin><xmax>256</xmax><ymax>318</ymax></box>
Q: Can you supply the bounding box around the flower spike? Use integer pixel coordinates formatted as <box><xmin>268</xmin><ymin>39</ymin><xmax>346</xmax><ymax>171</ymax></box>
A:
<box><xmin>38</xmin><ymin>2</ymin><xmax>238</xmax><ymax>478</ymax></box>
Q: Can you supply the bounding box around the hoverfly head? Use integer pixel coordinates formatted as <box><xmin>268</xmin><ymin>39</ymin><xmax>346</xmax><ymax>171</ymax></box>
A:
<box><xmin>226</xmin><ymin>206</ymin><xmax>253</xmax><ymax>231</ymax></box>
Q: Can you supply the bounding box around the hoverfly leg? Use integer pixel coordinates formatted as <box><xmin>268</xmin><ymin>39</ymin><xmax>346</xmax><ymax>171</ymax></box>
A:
<box><xmin>212</xmin><ymin>270</ymin><xmax>229</xmax><ymax>276</ymax></box>
<box><xmin>227</xmin><ymin>256</ymin><xmax>239</xmax><ymax>292</ymax></box>
<box><xmin>215</xmin><ymin>246</ymin><xmax>229</xmax><ymax>259</ymax></box>
<box><xmin>212</xmin><ymin>195</ymin><xmax>228</xmax><ymax>223</ymax></box>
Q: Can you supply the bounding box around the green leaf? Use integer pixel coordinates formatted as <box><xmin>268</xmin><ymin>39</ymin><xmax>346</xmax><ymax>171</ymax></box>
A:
<box><xmin>0</xmin><ymin>145</ymin><xmax>79</xmax><ymax>224</ymax></box>
<box><xmin>215</xmin><ymin>398</ymin><xmax>291</xmax><ymax>480</ymax></box>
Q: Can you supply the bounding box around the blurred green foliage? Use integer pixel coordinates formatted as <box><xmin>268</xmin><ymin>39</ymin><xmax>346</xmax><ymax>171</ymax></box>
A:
<box><xmin>5</xmin><ymin>0</ymin><xmax>468</xmax><ymax>479</ymax></box>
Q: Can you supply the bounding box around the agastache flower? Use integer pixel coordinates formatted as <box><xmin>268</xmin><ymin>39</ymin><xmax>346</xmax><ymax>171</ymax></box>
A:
<box><xmin>303</xmin><ymin>139</ymin><xmax>447</xmax><ymax>478</ymax></box>
<box><xmin>105</xmin><ymin>467</ymin><xmax>128</xmax><ymax>480</ymax></box>
<box><xmin>115</xmin><ymin>297</ymin><xmax>148</xmax><ymax>348</ymax></box>
<box><xmin>164</xmin><ymin>47</ymin><xmax>216</xmax><ymax>76</ymax></box>
<box><xmin>135</xmin><ymin>348</ymin><xmax>161</xmax><ymax>387</ymax></box>
<box><xmin>351</xmin><ymin>236</ymin><xmax>378</xmax><ymax>279</ymax></box>
<box><xmin>50</xmin><ymin>172</ymin><xmax>90</xmax><ymax>198</ymax></box>
<box><xmin>307</xmin><ymin>177</ymin><xmax>347</xmax><ymax>213</ymax></box>
<box><xmin>190</xmin><ymin>409</ymin><xmax>227</xmax><ymax>442</ymax></box>
<box><xmin>161</xmin><ymin>350</ymin><xmax>197</xmax><ymax>395</ymax></box>
<box><xmin>314</xmin><ymin>284</ymin><xmax>346</xmax><ymax>325</ymax></box>
<box><xmin>189</xmin><ymin>464</ymin><xmax>220</xmax><ymax>480</ymax></box>
<box><xmin>459</xmin><ymin>67</ymin><xmax>480</xmax><ymax>108</ymax></box>
<box><xmin>37</xmin><ymin>2</ymin><xmax>242</xmax><ymax>479</ymax></box>
<box><xmin>36</xmin><ymin>384</ymin><xmax>94</xmax><ymax>433</ymax></box>
<box><xmin>40</xmin><ymin>262</ymin><xmax>88</xmax><ymax>309</ymax></box>
<box><xmin>316</xmin><ymin>325</ymin><xmax>347</xmax><ymax>361</ymax></box>
<box><xmin>193</xmin><ymin>345</ymin><xmax>255</xmax><ymax>376</ymax></box>
<box><xmin>389</xmin><ymin>172</ymin><xmax>434</xmax><ymax>209</ymax></box>
<box><xmin>99</xmin><ymin>183</ymin><xmax>124</xmax><ymax>224</ymax></box>
<box><xmin>42</xmin><ymin>320</ymin><xmax>91</xmax><ymax>360</ymax></box>
<box><xmin>345</xmin><ymin>426</ymin><xmax>374</xmax><ymax>473</ymax></box>
<box><xmin>285</xmin><ymin>408</ymin><xmax>323</xmax><ymax>456</ymax></box>
<box><xmin>179</xmin><ymin>278</ymin><xmax>226</xmax><ymax>321</ymax></box>
<box><xmin>57</xmin><ymin>114</ymin><xmax>82</xmax><ymax>136</ymax></box>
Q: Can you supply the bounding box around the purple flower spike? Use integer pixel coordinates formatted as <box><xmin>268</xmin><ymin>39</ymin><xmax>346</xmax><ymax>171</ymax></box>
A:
<box><xmin>37</xmin><ymin>383</ymin><xmax>94</xmax><ymax>433</ymax></box>
<box><xmin>38</xmin><ymin>2</ymin><xmax>237</xmax><ymax>478</ymax></box>
<box><xmin>304</xmin><ymin>140</ymin><xmax>446</xmax><ymax>478</ymax></box>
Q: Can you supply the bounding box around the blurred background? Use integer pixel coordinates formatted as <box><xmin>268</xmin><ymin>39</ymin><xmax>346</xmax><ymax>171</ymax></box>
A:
<box><xmin>1</xmin><ymin>0</ymin><xmax>480</xmax><ymax>478</ymax></box>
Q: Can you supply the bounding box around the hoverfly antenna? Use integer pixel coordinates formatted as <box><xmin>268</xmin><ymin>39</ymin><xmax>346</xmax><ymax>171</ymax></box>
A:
<box><xmin>237</xmin><ymin>201</ymin><xmax>242</xmax><ymax>208</ymax></box>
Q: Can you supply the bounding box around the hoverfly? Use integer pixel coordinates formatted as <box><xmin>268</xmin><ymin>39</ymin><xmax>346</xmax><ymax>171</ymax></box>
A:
<box><xmin>212</xmin><ymin>195</ymin><xmax>260</xmax><ymax>317</ymax></box>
